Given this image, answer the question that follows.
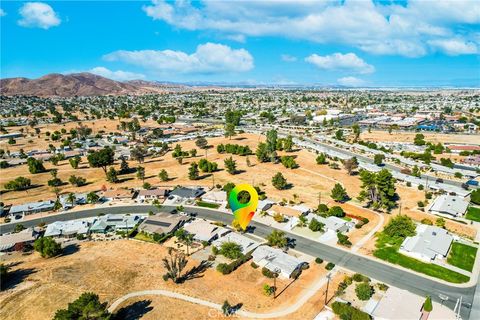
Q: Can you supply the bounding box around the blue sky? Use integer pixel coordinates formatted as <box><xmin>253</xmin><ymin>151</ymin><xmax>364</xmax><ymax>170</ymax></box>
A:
<box><xmin>1</xmin><ymin>1</ymin><xmax>479</xmax><ymax>86</ymax></box>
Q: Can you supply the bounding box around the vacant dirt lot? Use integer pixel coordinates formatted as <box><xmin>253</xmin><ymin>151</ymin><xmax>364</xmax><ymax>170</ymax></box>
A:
<box><xmin>361</xmin><ymin>130</ymin><xmax>480</xmax><ymax>145</ymax></box>
<box><xmin>0</xmin><ymin>240</ymin><xmax>328</xmax><ymax>320</ymax></box>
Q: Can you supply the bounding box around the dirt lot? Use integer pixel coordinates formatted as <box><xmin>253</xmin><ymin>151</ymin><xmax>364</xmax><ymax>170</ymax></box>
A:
<box><xmin>0</xmin><ymin>240</ymin><xmax>328</xmax><ymax>320</ymax></box>
<box><xmin>361</xmin><ymin>130</ymin><xmax>480</xmax><ymax>145</ymax></box>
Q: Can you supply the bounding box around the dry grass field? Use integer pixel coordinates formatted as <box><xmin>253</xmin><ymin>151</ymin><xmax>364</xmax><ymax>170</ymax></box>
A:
<box><xmin>0</xmin><ymin>240</ymin><xmax>330</xmax><ymax>320</ymax></box>
<box><xmin>1</xmin><ymin>129</ymin><xmax>475</xmax><ymax>239</ymax></box>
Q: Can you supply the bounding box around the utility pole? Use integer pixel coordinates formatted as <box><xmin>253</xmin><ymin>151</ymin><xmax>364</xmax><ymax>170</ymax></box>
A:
<box><xmin>318</xmin><ymin>192</ymin><xmax>322</xmax><ymax>207</ymax></box>
<box><xmin>324</xmin><ymin>273</ymin><xmax>332</xmax><ymax>305</ymax></box>
<box><xmin>273</xmin><ymin>268</ymin><xmax>280</xmax><ymax>299</ymax></box>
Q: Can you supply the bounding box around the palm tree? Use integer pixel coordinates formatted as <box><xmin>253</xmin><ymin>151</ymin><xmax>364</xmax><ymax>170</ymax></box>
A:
<box><xmin>86</xmin><ymin>191</ymin><xmax>99</xmax><ymax>204</ymax></box>
<box><xmin>67</xmin><ymin>193</ymin><xmax>76</xmax><ymax>208</ymax></box>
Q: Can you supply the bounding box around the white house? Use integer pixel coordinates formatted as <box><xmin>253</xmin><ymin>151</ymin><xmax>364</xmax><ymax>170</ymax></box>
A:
<box><xmin>183</xmin><ymin>219</ymin><xmax>229</xmax><ymax>242</ymax></box>
<box><xmin>306</xmin><ymin>214</ymin><xmax>355</xmax><ymax>233</ymax></box>
<box><xmin>212</xmin><ymin>232</ymin><xmax>260</xmax><ymax>255</ymax></box>
<box><xmin>252</xmin><ymin>245</ymin><xmax>307</xmax><ymax>278</ymax></box>
<box><xmin>201</xmin><ymin>190</ymin><xmax>227</xmax><ymax>204</ymax></box>
<box><xmin>427</xmin><ymin>194</ymin><xmax>469</xmax><ymax>218</ymax></box>
<box><xmin>44</xmin><ymin>220</ymin><xmax>90</xmax><ymax>238</ymax></box>
<box><xmin>137</xmin><ymin>188</ymin><xmax>169</xmax><ymax>201</ymax></box>
<box><xmin>400</xmin><ymin>225</ymin><xmax>453</xmax><ymax>262</ymax></box>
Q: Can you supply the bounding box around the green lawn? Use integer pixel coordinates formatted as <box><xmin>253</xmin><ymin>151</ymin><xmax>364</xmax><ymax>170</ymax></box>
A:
<box><xmin>134</xmin><ymin>232</ymin><xmax>156</xmax><ymax>243</ymax></box>
<box><xmin>466</xmin><ymin>207</ymin><xmax>480</xmax><ymax>222</ymax></box>
<box><xmin>447</xmin><ymin>242</ymin><xmax>478</xmax><ymax>272</ymax></box>
<box><xmin>196</xmin><ymin>201</ymin><xmax>221</xmax><ymax>209</ymax></box>
<box><xmin>374</xmin><ymin>234</ymin><xmax>470</xmax><ymax>283</ymax></box>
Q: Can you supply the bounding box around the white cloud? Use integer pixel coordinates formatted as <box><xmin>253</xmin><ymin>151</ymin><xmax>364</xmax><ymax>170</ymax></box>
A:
<box><xmin>18</xmin><ymin>2</ymin><xmax>61</xmax><ymax>29</ymax></box>
<box><xmin>337</xmin><ymin>76</ymin><xmax>365</xmax><ymax>87</ymax></box>
<box><xmin>104</xmin><ymin>42</ymin><xmax>254</xmax><ymax>74</ymax></box>
<box><xmin>89</xmin><ymin>67</ymin><xmax>145</xmax><ymax>81</ymax></box>
<box><xmin>305</xmin><ymin>53</ymin><xmax>375</xmax><ymax>74</ymax></box>
<box><xmin>142</xmin><ymin>0</ymin><xmax>480</xmax><ymax>57</ymax></box>
<box><xmin>428</xmin><ymin>38</ymin><xmax>478</xmax><ymax>56</ymax></box>
<box><xmin>0</xmin><ymin>9</ymin><xmax>6</xmax><ymax>17</ymax></box>
<box><xmin>281</xmin><ymin>54</ymin><xmax>297</xmax><ymax>62</ymax></box>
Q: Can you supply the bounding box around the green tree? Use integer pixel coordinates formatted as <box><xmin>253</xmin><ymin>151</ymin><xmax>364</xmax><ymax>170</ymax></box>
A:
<box><xmin>224</xmin><ymin>156</ymin><xmax>237</xmax><ymax>174</ymax></box>
<box><xmin>4</xmin><ymin>177</ymin><xmax>31</xmax><ymax>191</ymax></box>
<box><xmin>283</xmin><ymin>135</ymin><xmax>294</xmax><ymax>152</ymax></box>
<box><xmin>106</xmin><ymin>167</ymin><xmax>119</xmax><ymax>183</ymax></box>
<box><xmin>119</xmin><ymin>156</ymin><xmax>130</xmax><ymax>174</ymax></box>
<box><xmin>69</xmin><ymin>175</ymin><xmax>86</xmax><ymax>187</ymax></box>
<box><xmin>412</xmin><ymin>165</ymin><xmax>421</xmax><ymax>177</ymax></box>
<box><xmin>423</xmin><ymin>296</ymin><xmax>433</xmax><ymax>312</ymax></box>
<box><xmin>87</xmin><ymin>147</ymin><xmax>115</xmax><ymax>176</ymax></box>
<box><xmin>355</xmin><ymin>282</ymin><xmax>374</xmax><ymax>301</ymax></box>
<box><xmin>14</xmin><ymin>224</ymin><xmax>25</xmax><ymax>233</ymax></box>
<box><xmin>86</xmin><ymin>192</ymin><xmax>99</xmax><ymax>204</ymax></box>
<box><xmin>374</xmin><ymin>154</ymin><xmax>385</xmax><ymax>166</ymax></box>
<box><xmin>256</xmin><ymin>142</ymin><xmax>269</xmax><ymax>163</ymax></box>
<box><xmin>272</xmin><ymin>172</ymin><xmax>288</xmax><ymax>190</ymax></box>
<box><xmin>352</xmin><ymin>124</ymin><xmax>361</xmax><ymax>142</ymax></box>
<box><xmin>53</xmin><ymin>292</ymin><xmax>111</xmax><ymax>320</ymax></box>
<box><xmin>267</xmin><ymin>230</ymin><xmax>288</xmax><ymax>248</ymax></box>
<box><xmin>195</xmin><ymin>137</ymin><xmax>209</xmax><ymax>157</ymax></box>
<box><xmin>67</xmin><ymin>193</ymin><xmax>76</xmax><ymax>207</ymax></box>
<box><xmin>188</xmin><ymin>162</ymin><xmax>199</xmax><ymax>180</ymax></box>
<box><xmin>328</xmin><ymin>206</ymin><xmax>345</xmax><ymax>217</ymax></box>
<box><xmin>158</xmin><ymin>169</ymin><xmax>169</xmax><ymax>181</ymax></box>
<box><xmin>27</xmin><ymin>157</ymin><xmax>46</xmax><ymax>174</ymax></box>
<box><xmin>219</xmin><ymin>241</ymin><xmax>243</xmax><ymax>259</ymax></box>
<box><xmin>471</xmin><ymin>189</ymin><xmax>480</xmax><ymax>205</ymax></box>
<box><xmin>309</xmin><ymin>218</ymin><xmax>325</xmax><ymax>232</ymax></box>
<box><xmin>316</xmin><ymin>153</ymin><xmax>328</xmax><ymax>165</ymax></box>
<box><xmin>136</xmin><ymin>166</ymin><xmax>146</xmax><ymax>182</ymax></box>
<box><xmin>224</xmin><ymin>122</ymin><xmax>236</xmax><ymax>139</ymax></box>
<box><xmin>34</xmin><ymin>237</ymin><xmax>62</xmax><ymax>258</ymax></box>
<box><xmin>69</xmin><ymin>156</ymin><xmax>81</xmax><ymax>169</ymax></box>
<box><xmin>383</xmin><ymin>215</ymin><xmax>416</xmax><ymax>238</ymax></box>
<box><xmin>331</xmin><ymin>183</ymin><xmax>348</xmax><ymax>202</ymax></box>
<box><xmin>335</xmin><ymin>129</ymin><xmax>344</xmax><ymax>140</ymax></box>
<box><xmin>281</xmin><ymin>156</ymin><xmax>298</xmax><ymax>169</ymax></box>
<box><xmin>414</xmin><ymin>133</ymin><xmax>426</xmax><ymax>146</ymax></box>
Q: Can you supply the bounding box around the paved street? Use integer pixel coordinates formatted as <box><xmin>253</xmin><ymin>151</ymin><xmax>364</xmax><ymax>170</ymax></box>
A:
<box><xmin>1</xmin><ymin>204</ymin><xmax>476</xmax><ymax>318</ymax></box>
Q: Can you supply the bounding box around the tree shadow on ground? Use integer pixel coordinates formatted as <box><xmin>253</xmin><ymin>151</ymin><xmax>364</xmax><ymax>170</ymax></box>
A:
<box><xmin>178</xmin><ymin>260</ymin><xmax>212</xmax><ymax>283</ymax></box>
<box><xmin>113</xmin><ymin>300</ymin><xmax>153</xmax><ymax>320</ymax></box>
<box><xmin>61</xmin><ymin>243</ymin><xmax>80</xmax><ymax>256</ymax></box>
<box><xmin>1</xmin><ymin>267</ymin><xmax>37</xmax><ymax>291</ymax></box>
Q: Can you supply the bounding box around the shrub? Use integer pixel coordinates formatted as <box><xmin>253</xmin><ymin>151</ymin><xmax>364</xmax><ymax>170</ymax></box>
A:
<box><xmin>262</xmin><ymin>267</ymin><xmax>276</xmax><ymax>278</ymax></box>
<box><xmin>355</xmin><ymin>282</ymin><xmax>374</xmax><ymax>300</ymax></box>
<box><xmin>352</xmin><ymin>273</ymin><xmax>370</xmax><ymax>282</ymax></box>
<box><xmin>331</xmin><ymin>302</ymin><xmax>371</xmax><ymax>320</ymax></box>
<box><xmin>325</xmin><ymin>262</ymin><xmax>335</xmax><ymax>270</ymax></box>
<box><xmin>378</xmin><ymin>283</ymin><xmax>389</xmax><ymax>291</ymax></box>
<box><xmin>216</xmin><ymin>263</ymin><xmax>232</xmax><ymax>275</ymax></box>
<box><xmin>315</xmin><ymin>257</ymin><xmax>323</xmax><ymax>264</ymax></box>
<box><xmin>251</xmin><ymin>262</ymin><xmax>259</xmax><ymax>269</ymax></box>
<box><xmin>337</xmin><ymin>233</ymin><xmax>352</xmax><ymax>247</ymax></box>
<box><xmin>421</xmin><ymin>218</ymin><xmax>433</xmax><ymax>225</ymax></box>
<box><xmin>208</xmin><ymin>255</ymin><xmax>216</xmax><ymax>261</ymax></box>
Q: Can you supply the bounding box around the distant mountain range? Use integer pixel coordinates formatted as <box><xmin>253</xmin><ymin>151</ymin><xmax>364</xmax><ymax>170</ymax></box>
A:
<box><xmin>1</xmin><ymin>73</ymin><xmax>477</xmax><ymax>97</ymax></box>
<box><xmin>0</xmin><ymin>73</ymin><xmax>187</xmax><ymax>97</ymax></box>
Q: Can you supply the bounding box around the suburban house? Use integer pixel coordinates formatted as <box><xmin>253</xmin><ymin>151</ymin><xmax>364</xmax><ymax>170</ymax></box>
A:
<box><xmin>89</xmin><ymin>214</ymin><xmax>143</xmax><ymax>233</ymax></box>
<box><xmin>137</xmin><ymin>188</ymin><xmax>169</xmax><ymax>201</ymax></box>
<box><xmin>212</xmin><ymin>232</ymin><xmax>260</xmax><ymax>255</ymax></box>
<box><xmin>103</xmin><ymin>188</ymin><xmax>134</xmax><ymax>201</ymax></box>
<box><xmin>0</xmin><ymin>228</ymin><xmax>37</xmax><ymax>252</ymax></box>
<box><xmin>200</xmin><ymin>190</ymin><xmax>227</xmax><ymax>204</ymax></box>
<box><xmin>9</xmin><ymin>200</ymin><xmax>56</xmax><ymax>217</ymax></box>
<box><xmin>400</xmin><ymin>225</ymin><xmax>453</xmax><ymax>262</ymax></box>
<box><xmin>44</xmin><ymin>220</ymin><xmax>90</xmax><ymax>238</ymax></box>
<box><xmin>59</xmin><ymin>193</ymin><xmax>88</xmax><ymax>209</ymax></box>
<box><xmin>252</xmin><ymin>245</ymin><xmax>307</xmax><ymax>278</ymax></box>
<box><xmin>306</xmin><ymin>214</ymin><xmax>355</xmax><ymax>233</ymax></box>
<box><xmin>427</xmin><ymin>194</ymin><xmax>469</xmax><ymax>218</ymax></box>
<box><xmin>183</xmin><ymin>219</ymin><xmax>229</xmax><ymax>242</ymax></box>
<box><xmin>169</xmin><ymin>187</ymin><xmax>205</xmax><ymax>200</ymax></box>
<box><xmin>268</xmin><ymin>205</ymin><xmax>304</xmax><ymax>219</ymax></box>
<box><xmin>138</xmin><ymin>213</ymin><xmax>189</xmax><ymax>235</ymax></box>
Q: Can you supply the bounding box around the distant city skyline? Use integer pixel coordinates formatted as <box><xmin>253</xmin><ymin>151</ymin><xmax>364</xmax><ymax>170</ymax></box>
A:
<box><xmin>1</xmin><ymin>1</ymin><xmax>479</xmax><ymax>87</ymax></box>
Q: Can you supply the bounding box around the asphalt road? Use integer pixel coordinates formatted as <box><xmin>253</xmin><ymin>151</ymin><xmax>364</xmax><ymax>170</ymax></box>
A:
<box><xmin>1</xmin><ymin>204</ymin><xmax>476</xmax><ymax>318</ymax></box>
